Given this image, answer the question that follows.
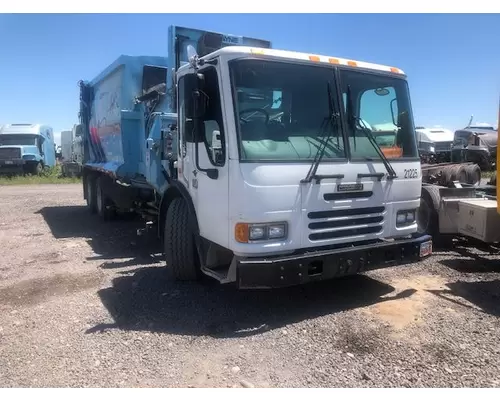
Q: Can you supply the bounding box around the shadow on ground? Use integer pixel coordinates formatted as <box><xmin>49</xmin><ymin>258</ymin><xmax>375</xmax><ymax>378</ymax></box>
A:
<box><xmin>439</xmin><ymin>245</ymin><xmax>500</xmax><ymax>273</ymax></box>
<box><xmin>428</xmin><ymin>279</ymin><xmax>500</xmax><ymax>318</ymax></box>
<box><xmin>36</xmin><ymin>205</ymin><xmax>161</xmax><ymax>268</ymax></box>
<box><xmin>88</xmin><ymin>268</ymin><xmax>416</xmax><ymax>338</ymax></box>
<box><xmin>37</xmin><ymin>205</ymin><xmax>417</xmax><ymax>339</ymax></box>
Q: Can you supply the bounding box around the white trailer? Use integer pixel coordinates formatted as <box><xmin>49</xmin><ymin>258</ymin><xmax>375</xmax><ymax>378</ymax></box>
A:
<box><xmin>60</xmin><ymin>130</ymin><xmax>73</xmax><ymax>161</ymax></box>
<box><xmin>60</xmin><ymin>125</ymin><xmax>83</xmax><ymax>177</ymax></box>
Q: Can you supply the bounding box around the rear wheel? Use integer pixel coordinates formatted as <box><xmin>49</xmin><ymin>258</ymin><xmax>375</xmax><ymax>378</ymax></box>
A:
<box><xmin>164</xmin><ymin>197</ymin><xmax>201</xmax><ymax>281</ymax></box>
<box><xmin>464</xmin><ymin>164</ymin><xmax>481</xmax><ymax>186</ymax></box>
<box><xmin>96</xmin><ymin>176</ymin><xmax>116</xmax><ymax>220</ymax></box>
<box><xmin>449</xmin><ymin>164</ymin><xmax>467</xmax><ymax>184</ymax></box>
<box><xmin>85</xmin><ymin>176</ymin><xmax>97</xmax><ymax>214</ymax></box>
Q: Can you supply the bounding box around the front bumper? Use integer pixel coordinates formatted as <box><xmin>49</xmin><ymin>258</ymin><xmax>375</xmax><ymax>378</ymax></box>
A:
<box><xmin>236</xmin><ymin>234</ymin><xmax>432</xmax><ymax>289</ymax></box>
<box><xmin>0</xmin><ymin>159</ymin><xmax>25</xmax><ymax>173</ymax></box>
<box><xmin>0</xmin><ymin>159</ymin><xmax>25</xmax><ymax>166</ymax></box>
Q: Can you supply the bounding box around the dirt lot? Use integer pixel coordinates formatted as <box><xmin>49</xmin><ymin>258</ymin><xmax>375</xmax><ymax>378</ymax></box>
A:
<box><xmin>1</xmin><ymin>184</ymin><xmax>500</xmax><ymax>388</ymax></box>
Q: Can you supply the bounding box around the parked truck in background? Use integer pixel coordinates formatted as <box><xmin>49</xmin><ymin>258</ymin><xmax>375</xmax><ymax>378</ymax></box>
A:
<box><xmin>79</xmin><ymin>25</ymin><xmax>432</xmax><ymax>289</ymax></box>
<box><xmin>416</xmin><ymin>126</ymin><xmax>454</xmax><ymax>164</ymax></box>
<box><xmin>417</xmin><ymin>101</ymin><xmax>500</xmax><ymax>248</ymax></box>
<box><xmin>61</xmin><ymin>130</ymin><xmax>73</xmax><ymax>162</ymax></box>
<box><xmin>60</xmin><ymin>124</ymin><xmax>84</xmax><ymax>178</ymax></box>
<box><xmin>0</xmin><ymin>123</ymin><xmax>56</xmax><ymax>175</ymax></box>
<box><xmin>451</xmin><ymin>121</ymin><xmax>497</xmax><ymax>172</ymax></box>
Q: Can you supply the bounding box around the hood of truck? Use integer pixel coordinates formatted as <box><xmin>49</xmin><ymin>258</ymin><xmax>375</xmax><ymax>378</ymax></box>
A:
<box><xmin>0</xmin><ymin>145</ymin><xmax>42</xmax><ymax>160</ymax></box>
<box><xmin>229</xmin><ymin>160</ymin><xmax>421</xmax><ymax>256</ymax></box>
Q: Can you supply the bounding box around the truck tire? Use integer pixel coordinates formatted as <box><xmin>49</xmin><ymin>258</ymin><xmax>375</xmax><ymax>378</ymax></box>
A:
<box><xmin>164</xmin><ymin>197</ymin><xmax>200</xmax><ymax>281</ymax></box>
<box><xmin>417</xmin><ymin>185</ymin><xmax>442</xmax><ymax>237</ymax></box>
<box><xmin>34</xmin><ymin>162</ymin><xmax>43</xmax><ymax>176</ymax></box>
<box><xmin>440</xmin><ymin>165</ymin><xmax>454</xmax><ymax>186</ymax></box>
<box><xmin>85</xmin><ymin>176</ymin><xmax>97</xmax><ymax>214</ymax></box>
<box><xmin>464</xmin><ymin>164</ymin><xmax>481</xmax><ymax>186</ymax></box>
<box><xmin>449</xmin><ymin>164</ymin><xmax>467</xmax><ymax>184</ymax></box>
<box><xmin>96</xmin><ymin>176</ymin><xmax>116</xmax><ymax>221</ymax></box>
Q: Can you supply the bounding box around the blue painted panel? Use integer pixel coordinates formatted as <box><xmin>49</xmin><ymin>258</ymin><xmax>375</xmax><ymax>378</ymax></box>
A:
<box><xmin>83</xmin><ymin>55</ymin><xmax>169</xmax><ymax>179</ymax></box>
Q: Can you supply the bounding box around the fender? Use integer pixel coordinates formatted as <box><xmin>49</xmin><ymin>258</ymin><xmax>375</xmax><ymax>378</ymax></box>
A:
<box><xmin>158</xmin><ymin>180</ymin><xmax>200</xmax><ymax>240</ymax></box>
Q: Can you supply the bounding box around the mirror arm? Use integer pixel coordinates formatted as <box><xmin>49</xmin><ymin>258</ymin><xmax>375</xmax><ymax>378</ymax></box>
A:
<box><xmin>194</xmin><ymin>139</ymin><xmax>218</xmax><ymax>180</ymax></box>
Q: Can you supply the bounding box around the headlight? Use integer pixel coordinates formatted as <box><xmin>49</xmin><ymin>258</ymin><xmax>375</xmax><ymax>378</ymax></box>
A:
<box><xmin>235</xmin><ymin>222</ymin><xmax>288</xmax><ymax>243</ymax></box>
<box><xmin>396</xmin><ymin>210</ymin><xmax>416</xmax><ymax>227</ymax></box>
<box><xmin>429</xmin><ymin>146</ymin><xmax>435</xmax><ymax>153</ymax></box>
<box><xmin>249</xmin><ymin>225</ymin><xmax>266</xmax><ymax>240</ymax></box>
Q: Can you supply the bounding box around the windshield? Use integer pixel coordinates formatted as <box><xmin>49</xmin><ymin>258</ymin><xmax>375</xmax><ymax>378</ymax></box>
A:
<box><xmin>230</xmin><ymin>59</ymin><xmax>345</xmax><ymax>161</ymax></box>
<box><xmin>0</xmin><ymin>134</ymin><xmax>38</xmax><ymax>146</ymax></box>
<box><xmin>339</xmin><ymin>69</ymin><xmax>418</xmax><ymax>160</ymax></box>
<box><xmin>230</xmin><ymin>59</ymin><xmax>418</xmax><ymax>162</ymax></box>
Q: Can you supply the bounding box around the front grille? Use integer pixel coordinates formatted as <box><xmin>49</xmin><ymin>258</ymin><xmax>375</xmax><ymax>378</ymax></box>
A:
<box><xmin>435</xmin><ymin>141</ymin><xmax>452</xmax><ymax>152</ymax></box>
<box><xmin>0</xmin><ymin>148</ymin><xmax>21</xmax><ymax>160</ymax></box>
<box><xmin>324</xmin><ymin>191</ymin><xmax>373</xmax><ymax>201</ymax></box>
<box><xmin>308</xmin><ymin>206</ymin><xmax>385</xmax><ymax>242</ymax></box>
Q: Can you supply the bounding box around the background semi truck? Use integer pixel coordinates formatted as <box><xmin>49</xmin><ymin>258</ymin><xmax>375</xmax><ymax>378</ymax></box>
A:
<box><xmin>0</xmin><ymin>123</ymin><xmax>56</xmax><ymax>175</ymax></box>
<box><xmin>416</xmin><ymin>100</ymin><xmax>500</xmax><ymax>247</ymax></box>
<box><xmin>79</xmin><ymin>25</ymin><xmax>432</xmax><ymax>289</ymax></box>
<box><xmin>60</xmin><ymin>124</ymin><xmax>84</xmax><ymax>178</ymax></box>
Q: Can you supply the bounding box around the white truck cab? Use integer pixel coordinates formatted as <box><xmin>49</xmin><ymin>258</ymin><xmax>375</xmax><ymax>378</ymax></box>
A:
<box><xmin>162</xmin><ymin>44</ymin><xmax>432</xmax><ymax>289</ymax></box>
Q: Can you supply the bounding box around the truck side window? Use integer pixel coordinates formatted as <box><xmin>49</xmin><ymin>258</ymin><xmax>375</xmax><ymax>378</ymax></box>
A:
<box><xmin>38</xmin><ymin>137</ymin><xmax>44</xmax><ymax>155</ymax></box>
<box><xmin>200</xmin><ymin>67</ymin><xmax>225</xmax><ymax>167</ymax></box>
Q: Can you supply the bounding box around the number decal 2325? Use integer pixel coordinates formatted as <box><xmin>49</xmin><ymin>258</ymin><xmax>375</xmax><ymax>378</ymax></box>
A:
<box><xmin>404</xmin><ymin>168</ymin><xmax>418</xmax><ymax>179</ymax></box>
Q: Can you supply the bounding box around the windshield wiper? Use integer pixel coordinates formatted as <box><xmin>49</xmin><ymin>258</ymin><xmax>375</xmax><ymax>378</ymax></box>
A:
<box><xmin>301</xmin><ymin>82</ymin><xmax>343</xmax><ymax>184</ymax></box>
<box><xmin>346</xmin><ymin>84</ymin><xmax>397</xmax><ymax>180</ymax></box>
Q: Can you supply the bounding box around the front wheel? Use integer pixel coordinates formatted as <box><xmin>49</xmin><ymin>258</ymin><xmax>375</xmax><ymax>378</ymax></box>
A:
<box><xmin>417</xmin><ymin>185</ymin><xmax>441</xmax><ymax>237</ymax></box>
<box><xmin>34</xmin><ymin>162</ymin><xmax>43</xmax><ymax>175</ymax></box>
<box><xmin>164</xmin><ymin>197</ymin><xmax>201</xmax><ymax>281</ymax></box>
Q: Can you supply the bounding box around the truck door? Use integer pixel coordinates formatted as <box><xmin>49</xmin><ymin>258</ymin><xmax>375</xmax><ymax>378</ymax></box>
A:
<box><xmin>177</xmin><ymin>67</ymin><xmax>230</xmax><ymax>248</ymax></box>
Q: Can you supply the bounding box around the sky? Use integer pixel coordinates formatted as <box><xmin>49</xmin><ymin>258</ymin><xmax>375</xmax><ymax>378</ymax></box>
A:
<box><xmin>0</xmin><ymin>13</ymin><xmax>499</xmax><ymax>146</ymax></box>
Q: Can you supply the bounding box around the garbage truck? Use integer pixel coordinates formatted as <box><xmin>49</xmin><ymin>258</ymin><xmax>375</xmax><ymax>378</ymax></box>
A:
<box><xmin>0</xmin><ymin>123</ymin><xmax>56</xmax><ymax>175</ymax></box>
<box><xmin>79</xmin><ymin>25</ymin><xmax>432</xmax><ymax>289</ymax></box>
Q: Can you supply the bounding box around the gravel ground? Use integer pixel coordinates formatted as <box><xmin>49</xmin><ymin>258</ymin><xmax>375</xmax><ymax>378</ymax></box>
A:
<box><xmin>1</xmin><ymin>184</ymin><xmax>500</xmax><ymax>388</ymax></box>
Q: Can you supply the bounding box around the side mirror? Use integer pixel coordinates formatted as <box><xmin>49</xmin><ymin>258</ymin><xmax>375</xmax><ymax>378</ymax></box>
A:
<box><xmin>390</xmin><ymin>98</ymin><xmax>398</xmax><ymax>126</ymax></box>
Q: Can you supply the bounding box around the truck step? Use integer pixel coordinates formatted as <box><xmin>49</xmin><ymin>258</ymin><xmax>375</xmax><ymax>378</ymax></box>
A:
<box><xmin>201</xmin><ymin>265</ymin><xmax>230</xmax><ymax>283</ymax></box>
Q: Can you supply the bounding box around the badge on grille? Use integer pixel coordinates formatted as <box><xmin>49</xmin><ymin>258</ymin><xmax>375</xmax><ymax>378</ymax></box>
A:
<box><xmin>337</xmin><ymin>183</ymin><xmax>364</xmax><ymax>192</ymax></box>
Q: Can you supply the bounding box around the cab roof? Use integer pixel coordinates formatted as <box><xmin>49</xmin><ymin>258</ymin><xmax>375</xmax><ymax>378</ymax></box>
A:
<box><xmin>186</xmin><ymin>45</ymin><xmax>406</xmax><ymax>76</ymax></box>
<box><xmin>0</xmin><ymin>124</ymin><xmax>51</xmax><ymax>135</ymax></box>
